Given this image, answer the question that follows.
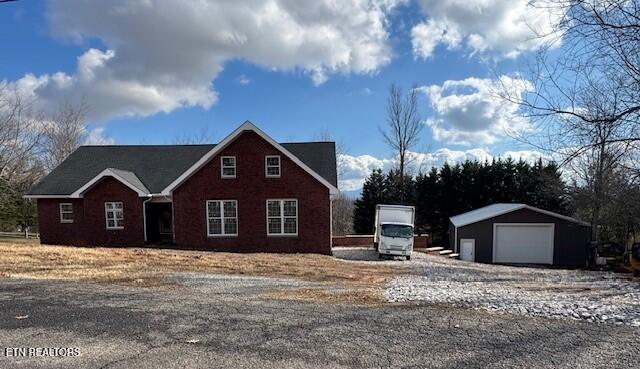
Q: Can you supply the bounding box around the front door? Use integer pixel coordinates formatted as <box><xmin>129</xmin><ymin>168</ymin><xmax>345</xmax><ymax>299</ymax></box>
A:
<box><xmin>146</xmin><ymin>202</ymin><xmax>173</xmax><ymax>244</ymax></box>
<box><xmin>158</xmin><ymin>208</ymin><xmax>172</xmax><ymax>235</ymax></box>
<box><xmin>460</xmin><ymin>239</ymin><xmax>475</xmax><ymax>262</ymax></box>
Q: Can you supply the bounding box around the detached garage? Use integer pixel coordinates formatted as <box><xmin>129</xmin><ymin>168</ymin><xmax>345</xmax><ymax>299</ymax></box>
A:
<box><xmin>449</xmin><ymin>203</ymin><xmax>591</xmax><ymax>266</ymax></box>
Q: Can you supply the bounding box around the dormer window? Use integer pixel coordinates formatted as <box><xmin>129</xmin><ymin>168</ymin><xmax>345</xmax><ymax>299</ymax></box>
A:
<box><xmin>265</xmin><ymin>155</ymin><xmax>281</xmax><ymax>178</ymax></box>
<box><xmin>221</xmin><ymin>156</ymin><xmax>236</xmax><ymax>178</ymax></box>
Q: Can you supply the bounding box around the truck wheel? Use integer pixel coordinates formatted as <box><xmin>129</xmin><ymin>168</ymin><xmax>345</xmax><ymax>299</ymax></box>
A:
<box><xmin>406</xmin><ymin>256</ymin><xmax>411</xmax><ymax>261</ymax></box>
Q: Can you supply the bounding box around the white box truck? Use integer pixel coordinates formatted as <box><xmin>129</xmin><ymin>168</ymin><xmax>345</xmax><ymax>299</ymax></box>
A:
<box><xmin>374</xmin><ymin>204</ymin><xmax>415</xmax><ymax>260</ymax></box>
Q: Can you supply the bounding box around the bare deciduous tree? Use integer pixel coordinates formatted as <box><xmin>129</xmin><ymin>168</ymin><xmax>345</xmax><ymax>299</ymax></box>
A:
<box><xmin>41</xmin><ymin>102</ymin><xmax>88</xmax><ymax>171</ymax></box>
<box><xmin>331</xmin><ymin>192</ymin><xmax>355</xmax><ymax>236</ymax></box>
<box><xmin>172</xmin><ymin>126</ymin><xmax>215</xmax><ymax>145</ymax></box>
<box><xmin>499</xmin><ymin>0</ymin><xmax>640</xmax><ymax>243</ymax></box>
<box><xmin>380</xmin><ymin>83</ymin><xmax>422</xmax><ymax>201</ymax></box>
<box><xmin>0</xmin><ymin>83</ymin><xmax>44</xmax><ymax>184</ymax></box>
<box><xmin>0</xmin><ymin>84</ymin><xmax>90</xmax><ymax>232</ymax></box>
<box><xmin>313</xmin><ymin>128</ymin><xmax>354</xmax><ymax>234</ymax></box>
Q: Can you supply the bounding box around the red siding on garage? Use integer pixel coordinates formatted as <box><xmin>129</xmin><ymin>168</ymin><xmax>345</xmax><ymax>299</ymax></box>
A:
<box><xmin>172</xmin><ymin>131</ymin><xmax>331</xmax><ymax>254</ymax></box>
<box><xmin>37</xmin><ymin>177</ymin><xmax>145</xmax><ymax>247</ymax></box>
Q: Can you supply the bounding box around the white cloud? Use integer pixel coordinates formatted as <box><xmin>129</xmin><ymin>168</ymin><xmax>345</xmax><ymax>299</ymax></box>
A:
<box><xmin>338</xmin><ymin>148</ymin><xmax>493</xmax><ymax>191</ymax></box>
<box><xmin>337</xmin><ymin>154</ymin><xmax>393</xmax><ymax>191</ymax></box>
<box><xmin>84</xmin><ymin>127</ymin><xmax>114</xmax><ymax>145</ymax></box>
<box><xmin>237</xmin><ymin>75</ymin><xmax>251</xmax><ymax>85</ymax></box>
<box><xmin>11</xmin><ymin>0</ymin><xmax>400</xmax><ymax>121</ymax></box>
<box><xmin>338</xmin><ymin>148</ymin><xmax>550</xmax><ymax>192</ymax></box>
<box><xmin>411</xmin><ymin>0</ymin><xmax>564</xmax><ymax>59</ymax></box>
<box><xmin>501</xmin><ymin>150</ymin><xmax>548</xmax><ymax>164</ymax></box>
<box><xmin>421</xmin><ymin>76</ymin><xmax>533</xmax><ymax>145</ymax></box>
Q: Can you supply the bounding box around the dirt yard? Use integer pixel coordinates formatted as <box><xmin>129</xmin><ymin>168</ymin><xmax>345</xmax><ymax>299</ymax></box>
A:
<box><xmin>0</xmin><ymin>243</ymin><xmax>406</xmax><ymax>304</ymax></box>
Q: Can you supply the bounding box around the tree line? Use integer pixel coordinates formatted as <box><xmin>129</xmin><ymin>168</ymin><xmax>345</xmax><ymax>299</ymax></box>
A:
<box><xmin>353</xmin><ymin>158</ymin><xmax>571</xmax><ymax>243</ymax></box>
<box><xmin>0</xmin><ymin>84</ymin><xmax>87</xmax><ymax>232</ymax></box>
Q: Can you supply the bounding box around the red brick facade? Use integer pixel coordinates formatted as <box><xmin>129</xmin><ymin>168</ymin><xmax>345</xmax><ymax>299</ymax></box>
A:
<box><xmin>37</xmin><ymin>131</ymin><xmax>332</xmax><ymax>254</ymax></box>
<box><xmin>38</xmin><ymin>177</ymin><xmax>145</xmax><ymax>246</ymax></box>
<box><xmin>173</xmin><ymin>131</ymin><xmax>331</xmax><ymax>254</ymax></box>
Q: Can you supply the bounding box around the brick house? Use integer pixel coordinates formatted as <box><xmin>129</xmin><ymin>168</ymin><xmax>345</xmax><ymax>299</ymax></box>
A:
<box><xmin>26</xmin><ymin>121</ymin><xmax>339</xmax><ymax>254</ymax></box>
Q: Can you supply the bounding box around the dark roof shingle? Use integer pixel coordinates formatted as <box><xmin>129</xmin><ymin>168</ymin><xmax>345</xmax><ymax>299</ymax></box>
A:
<box><xmin>28</xmin><ymin>142</ymin><xmax>337</xmax><ymax>195</ymax></box>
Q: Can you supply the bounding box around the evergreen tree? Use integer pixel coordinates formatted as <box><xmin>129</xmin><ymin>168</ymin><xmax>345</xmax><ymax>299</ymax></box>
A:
<box><xmin>353</xmin><ymin>169</ymin><xmax>387</xmax><ymax>234</ymax></box>
<box><xmin>352</xmin><ymin>159</ymin><xmax>571</xmax><ymax>241</ymax></box>
<box><xmin>384</xmin><ymin>170</ymin><xmax>415</xmax><ymax>206</ymax></box>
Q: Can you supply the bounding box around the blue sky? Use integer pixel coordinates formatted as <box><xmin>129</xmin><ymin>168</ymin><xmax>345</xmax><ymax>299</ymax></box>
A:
<box><xmin>1</xmin><ymin>0</ymin><xmax>559</xmax><ymax>191</ymax></box>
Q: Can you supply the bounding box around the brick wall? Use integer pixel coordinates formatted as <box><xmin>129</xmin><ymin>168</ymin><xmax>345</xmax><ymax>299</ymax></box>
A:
<box><xmin>38</xmin><ymin>198</ymin><xmax>85</xmax><ymax>245</ymax></box>
<box><xmin>82</xmin><ymin>177</ymin><xmax>145</xmax><ymax>246</ymax></box>
<box><xmin>331</xmin><ymin>235</ymin><xmax>430</xmax><ymax>248</ymax></box>
<box><xmin>173</xmin><ymin>131</ymin><xmax>331</xmax><ymax>254</ymax></box>
<box><xmin>38</xmin><ymin>177</ymin><xmax>145</xmax><ymax>246</ymax></box>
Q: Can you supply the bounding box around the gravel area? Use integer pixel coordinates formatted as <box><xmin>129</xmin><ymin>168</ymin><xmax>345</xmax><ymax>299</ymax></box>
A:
<box><xmin>380</xmin><ymin>252</ymin><xmax>640</xmax><ymax>326</ymax></box>
<box><xmin>2</xmin><ymin>277</ymin><xmax>638</xmax><ymax>369</ymax></box>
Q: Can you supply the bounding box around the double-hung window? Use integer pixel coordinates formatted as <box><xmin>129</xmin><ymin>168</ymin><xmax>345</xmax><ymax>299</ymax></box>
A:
<box><xmin>59</xmin><ymin>203</ymin><xmax>73</xmax><ymax>223</ymax></box>
<box><xmin>207</xmin><ymin>200</ymin><xmax>238</xmax><ymax>236</ymax></box>
<box><xmin>266</xmin><ymin>199</ymin><xmax>298</xmax><ymax>236</ymax></box>
<box><xmin>265</xmin><ymin>155</ymin><xmax>281</xmax><ymax>177</ymax></box>
<box><xmin>221</xmin><ymin>156</ymin><xmax>236</xmax><ymax>178</ymax></box>
<box><xmin>105</xmin><ymin>202</ymin><xmax>124</xmax><ymax>229</ymax></box>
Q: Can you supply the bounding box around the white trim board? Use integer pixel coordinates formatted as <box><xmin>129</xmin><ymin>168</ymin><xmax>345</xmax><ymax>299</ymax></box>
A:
<box><xmin>160</xmin><ymin>121</ymin><xmax>339</xmax><ymax>196</ymax></box>
<box><xmin>450</xmin><ymin>203</ymin><xmax>589</xmax><ymax>228</ymax></box>
<box><xmin>492</xmin><ymin>223</ymin><xmax>555</xmax><ymax>264</ymax></box>
<box><xmin>71</xmin><ymin>168</ymin><xmax>150</xmax><ymax>198</ymax></box>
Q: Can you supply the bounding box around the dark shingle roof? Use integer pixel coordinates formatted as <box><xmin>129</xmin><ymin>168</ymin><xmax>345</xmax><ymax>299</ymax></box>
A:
<box><xmin>282</xmin><ymin>142</ymin><xmax>337</xmax><ymax>189</ymax></box>
<box><xmin>28</xmin><ymin>142</ymin><xmax>337</xmax><ymax>195</ymax></box>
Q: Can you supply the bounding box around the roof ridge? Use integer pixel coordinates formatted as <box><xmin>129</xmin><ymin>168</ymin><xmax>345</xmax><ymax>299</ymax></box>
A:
<box><xmin>80</xmin><ymin>144</ymin><xmax>216</xmax><ymax>148</ymax></box>
<box><xmin>81</xmin><ymin>142</ymin><xmax>332</xmax><ymax>147</ymax></box>
<box><xmin>281</xmin><ymin>141</ymin><xmax>335</xmax><ymax>144</ymax></box>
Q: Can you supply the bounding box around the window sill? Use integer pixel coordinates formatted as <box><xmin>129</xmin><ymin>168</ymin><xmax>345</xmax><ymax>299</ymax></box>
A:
<box><xmin>207</xmin><ymin>234</ymin><xmax>238</xmax><ymax>238</ymax></box>
<box><xmin>60</xmin><ymin>220</ymin><xmax>74</xmax><ymax>224</ymax></box>
<box><xmin>267</xmin><ymin>234</ymin><xmax>299</xmax><ymax>237</ymax></box>
<box><xmin>107</xmin><ymin>227</ymin><xmax>124</xmax><ymax>231</ymax></box>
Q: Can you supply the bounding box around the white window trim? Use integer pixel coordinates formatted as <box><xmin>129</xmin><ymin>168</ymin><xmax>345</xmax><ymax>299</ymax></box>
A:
<box><xmin>105</xmin><ymin>202</ymin><xmax>124</xmax><ymax>230</ymax></box>
<box><xmin>59</xmin><ymin>203</ymin><xmax>73</xmax><ymax>223</ymax></box>
<box><xmin>206</xmin><ymin>200</ymin><xmax>238</xmax><ymax>237</ymax></box>
<box><xmin>266</xmin><ymin>199</ymin><xmax>298</xmax><ymax>236</ymax></box>
<box><xmin>265</xmin><ymin>155</ymin><xmax>281</xmax><ymax>178</ymax></box>
<box><xmin>220</xmin><ymin>156</ymin><xmax>236</xmax><ymax>178</ymax></box>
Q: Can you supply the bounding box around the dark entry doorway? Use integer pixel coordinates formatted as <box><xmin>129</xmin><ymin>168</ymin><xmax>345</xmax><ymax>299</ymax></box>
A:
<box><xmin>146</xmin><ymin>202</ymin><xmax>173</xmax><ymax>244</ymax></box>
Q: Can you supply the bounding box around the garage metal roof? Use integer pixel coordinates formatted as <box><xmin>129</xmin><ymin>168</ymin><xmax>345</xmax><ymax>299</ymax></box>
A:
<box><xmin>449</xmin><ymin>203</ymin><xmax>590</xmax><ymax>228</ymax></box>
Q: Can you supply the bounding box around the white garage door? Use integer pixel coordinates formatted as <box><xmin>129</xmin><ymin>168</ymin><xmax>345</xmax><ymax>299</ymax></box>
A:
<box><xmin>493</xmin><ymin>224</ymin><xmax>554</xmax><ymax>264</ymax></box>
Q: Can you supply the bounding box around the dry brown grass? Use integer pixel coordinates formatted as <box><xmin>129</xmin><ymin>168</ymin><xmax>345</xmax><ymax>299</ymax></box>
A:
<box><xmin>264</xmin><ymin>287</ymin><xmax>385</xmax><ymax>306</ymax></box>
<box><xmin>0</xmin><ymin>244</ymin><xmax>403</xmax><ymax>303</ymax></box>
<box><xmin>265</xmin><ymin>286</ymin><xmax>385</xmax><ymax>306</ymax></box>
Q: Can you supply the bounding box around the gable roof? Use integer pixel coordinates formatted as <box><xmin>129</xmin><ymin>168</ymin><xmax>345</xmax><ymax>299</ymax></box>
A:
<box><xmin>449</xmin><ymin>203</ymin><xmax>590</xmax><ymax>227</ymax></box>
<box><xmin>70</xmin><ymin>168</ymin><xmax>150</xmax><ymax>198</ymax></box>
<box><xmin>26</xmin><ymin>145</ymin><xmax>213</xmax><ymax>197</ymax></box>
<box><xmin>160</xmin><ymin>121</ymin><xmax>339</xmax><ymax>195</ymax></box>
<box><xmin>26</xmin><ymin>123</ymin><xmax>338</xmax><ymax>198</ymax></box>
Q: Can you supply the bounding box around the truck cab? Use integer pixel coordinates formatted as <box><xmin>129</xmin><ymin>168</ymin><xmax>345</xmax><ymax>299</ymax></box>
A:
<box><xmin>374</xmin><ymin>205</ymin><xmax>415</xmax><ymax>260</ymax></box>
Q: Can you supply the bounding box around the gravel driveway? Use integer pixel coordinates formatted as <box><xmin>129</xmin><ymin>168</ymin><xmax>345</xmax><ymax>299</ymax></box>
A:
<box><xmin>333</xmin><ymin>248</ymin><xmax>640</xmax><ymax>326</ymax></box>
<box><xmin>1</xmin><ymin>276</ymin><xmax>639</xmax><ymax>369</ymax></box>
